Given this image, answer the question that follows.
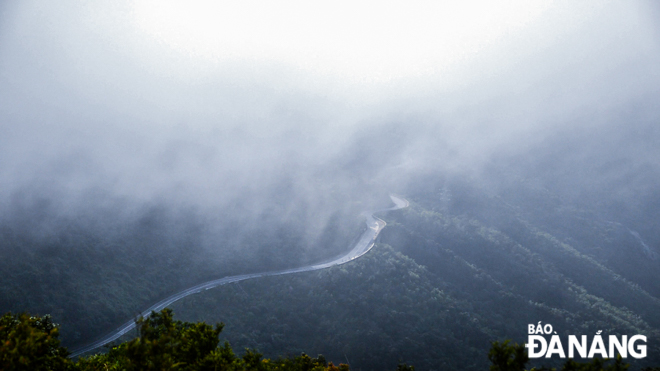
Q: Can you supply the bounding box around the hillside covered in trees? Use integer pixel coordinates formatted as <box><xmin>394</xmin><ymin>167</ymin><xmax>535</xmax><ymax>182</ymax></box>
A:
<box><xmin>163</xmin><ymin>175</ymin><xmax>660</xmax><ymax>370</ymax></box>
<box><xmin>1</xmin><ymin>308</ymin><xmax>353</xmax><ymax>371</ymax></box>
<box><xmin>2</xmin><ymin>171</ymin><xmax>660</xmax><ymax>370</ymax></box>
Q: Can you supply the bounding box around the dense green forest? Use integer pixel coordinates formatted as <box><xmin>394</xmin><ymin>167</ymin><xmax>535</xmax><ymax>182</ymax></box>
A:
<box><xmin>163</xmin><ymin>176</ymin><xmax>660</xmax><ymax>370</ymax></box>
<box><xmin>1</xmin><ymin>309</ymin><xmax>352</xmax><ymax>370</ymax></box>
<box><xmin>2</xmin><ymin>173</ymin><xmax>660</xmax><ymax>370</ymax></box>
<box><xmin>0</xmin><ymin>186</ymin><xmax>370</xmax><ymax>348</ymax></box>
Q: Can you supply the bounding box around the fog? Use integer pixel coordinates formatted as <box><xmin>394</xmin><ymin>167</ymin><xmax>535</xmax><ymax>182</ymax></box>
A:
<box><xmin>1</xmin><ymin>1</ymin><xmax>659</xmax><ymax>252</ymax></box>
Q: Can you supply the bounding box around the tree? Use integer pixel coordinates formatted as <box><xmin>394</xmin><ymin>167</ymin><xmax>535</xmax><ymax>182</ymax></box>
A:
<box><xmin>0</xmin><ymin>312</ymin><xmax>71</xmax><ymax>371</ymax></box>
<box><xmin>74</xmin><ymin>308</ymin><xmax>348</xmax><ymax>371</ymax></box>
<box><xmin>78</xmin><ymin>308</ymin><xmax>223</xmax><ymax>370</ymax></box>
<box><xmin>489</xmin><ymin>340</ymin><xmax>528</xmax><ymax>371</ymax></box>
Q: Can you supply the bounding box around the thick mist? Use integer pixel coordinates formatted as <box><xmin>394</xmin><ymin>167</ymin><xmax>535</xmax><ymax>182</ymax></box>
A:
<box><xmin>2</xmin><ymin>1</ymin><xmax>659</xmax><ymax>218</ymax></box>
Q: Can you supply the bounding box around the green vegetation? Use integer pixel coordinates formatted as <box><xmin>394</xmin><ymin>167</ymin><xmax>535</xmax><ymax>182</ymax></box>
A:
<box><xmin>0</xmin><ymin>195</ymin><xmax>365</xmax><ymax>349</ymax></box>
<box><xmin>4</xmin><ymin>310</ymin><xmax>657</xmax><ymax>371</ymax></box>
<box><xmin>3</xmin><ymin>175</ymin><xmax>660</xmax><ymax>369</ymax></box>
<box><xmin>1</xmin><ymin>309</ymin><xmax>349</xmax><ymax>371</ymax></box>
<box><xmin>0</xmin><ymin>312</ymin><xmax>71</xmax><ymax>370</ymax></box>
<box><xmin>162</xmin><ymin>177</ymin><xmax>660</xmax><ymax>369</ymax></box>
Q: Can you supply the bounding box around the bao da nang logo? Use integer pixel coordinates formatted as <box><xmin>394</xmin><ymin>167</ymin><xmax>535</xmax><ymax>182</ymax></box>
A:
<box><xmin>526</xmin><ymin>322</ymin><xmax>647</xmax><ymax>359</ymax></box>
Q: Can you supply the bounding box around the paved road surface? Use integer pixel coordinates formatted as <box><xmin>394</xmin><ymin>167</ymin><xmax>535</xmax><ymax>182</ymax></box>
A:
<box><xmin>70</xmin><ymin>195</ymin><xmax>408</xmax><ymax>357</ymax></box>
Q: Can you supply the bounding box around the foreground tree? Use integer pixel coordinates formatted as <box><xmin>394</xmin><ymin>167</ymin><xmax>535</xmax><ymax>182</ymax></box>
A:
<box><xmin>489</xmin><ymin>340</ymin><xmax>528</xmax><ymax>371</ymax></box>
<box><xmin>76</xmin><ymin>308</ymin><xmax>341</xmax><ymax>371</ymax></box>
<box><xmin>0</xmin><ymin>309</ymin><xmax>350</xmax><ymax>371</ymax></box>
<box><xmin>0</xmin><ymin>312</ymin><xmax>71</xmax><ymax>371</ymax></box>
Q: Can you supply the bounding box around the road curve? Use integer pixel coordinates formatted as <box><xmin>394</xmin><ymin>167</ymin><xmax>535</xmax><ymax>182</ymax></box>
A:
<box><xmin>70</xmin><ymin>195</ymin><xmax>409</xmax><ymax>357</ymax></box>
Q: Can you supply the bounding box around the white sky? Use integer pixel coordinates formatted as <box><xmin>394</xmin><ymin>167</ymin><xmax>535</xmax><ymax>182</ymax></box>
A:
<box><xmin>129</xmin><ymin>0</ymin><xmax>553</xmax><ymax>84</ymax></box>
<box><xmin>1</xmin><ymin>0</ymin><xmax>658</xmax><ymax>206</ymax></box>
<box><xmin>3</xmin><ymin>1</ymin><xmax>656</xmax><ymax>104</ymax></box>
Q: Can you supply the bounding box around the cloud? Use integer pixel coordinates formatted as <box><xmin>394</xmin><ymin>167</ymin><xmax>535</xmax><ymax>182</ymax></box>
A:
<box><xmin>1</xmin><ymin>1</ymin><xmax>659</xmax><ymax>235</ymax></box>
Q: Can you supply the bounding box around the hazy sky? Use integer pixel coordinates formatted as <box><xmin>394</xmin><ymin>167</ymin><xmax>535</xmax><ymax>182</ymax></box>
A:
<box><xmin>1</xmin><ymin>1</ymin><xmax>659</xmax><ymax>219</ymax></box>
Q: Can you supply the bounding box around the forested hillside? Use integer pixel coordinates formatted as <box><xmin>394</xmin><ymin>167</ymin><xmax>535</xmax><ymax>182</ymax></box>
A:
<box><xmin>160</xmin><ymin>176</ymin><xmax>660</xmax><ymax>370</ymax></box>
<box><xmin>3</xmin><ymin>167</ymin><xmax>660</xmax><ymax>370</ymax></box>
<box><xmin>0</xmin><ymin>187</ymin><xmax>368</xmax><ymax>349</ymax></box>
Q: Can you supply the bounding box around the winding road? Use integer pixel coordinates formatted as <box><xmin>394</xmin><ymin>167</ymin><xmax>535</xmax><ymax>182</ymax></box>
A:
<box><xmin>70</xmin><ymin>195</ymin><xmax>409</xmax><ymax>357</ymax></box>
